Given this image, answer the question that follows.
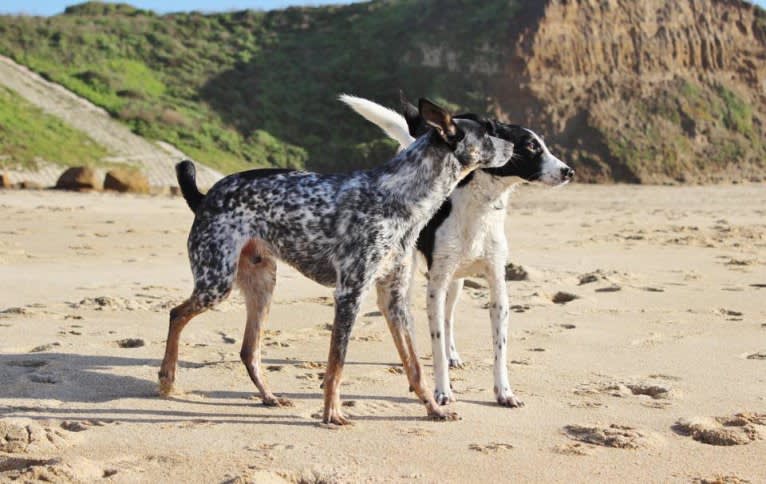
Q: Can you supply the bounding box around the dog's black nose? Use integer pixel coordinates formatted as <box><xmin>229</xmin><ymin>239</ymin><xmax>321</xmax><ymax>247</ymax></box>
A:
<box><xmin>561</xmin><ymin>167</ymin><xmax>574</xmax><ymax>179</ymax></box>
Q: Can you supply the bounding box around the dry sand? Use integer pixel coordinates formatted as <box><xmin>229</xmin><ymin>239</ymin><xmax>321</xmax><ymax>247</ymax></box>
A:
<box><xmin>0</xmin><ymin>184</ymin><xmax>764</xmax><ymax>483</ymax></box>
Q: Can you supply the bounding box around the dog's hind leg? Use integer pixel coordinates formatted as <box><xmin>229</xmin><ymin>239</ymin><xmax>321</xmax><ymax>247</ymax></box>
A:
<box><xmin>377</xmin><ymin>255</ymin><xmax>458</xmax><ymax>421</ymax></box>
<box><xmin>158</xmin><ymin>230</ymin><xmax>241</xmax><ymax>396</ymax></box>
<box><xmin>158</xmin><ymin>291</ymin><xmax>228</xmax><ymax>396</ymax></box>
<box><xmin>237</xmin><ymin>240</ymin><xmax>291</xmax><ymax>407</ymax></box>
<box><xmin>487</xmin><ymin>262</ymin><xmax>523</xmax><ymax>408</ymax></box>
<box><xmin>444</xmin><ymin>278</ymin><xmax>464</xmax><ymax>369</ymax></box>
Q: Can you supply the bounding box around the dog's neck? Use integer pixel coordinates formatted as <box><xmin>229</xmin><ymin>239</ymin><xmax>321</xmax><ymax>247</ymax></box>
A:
<box><xmin>374</xmin><ymin>132</ymin><xmax>463</xmax><ymax>221</ymax></box>
<box><xmin>458</xmin><ymin>170</ymin><xmax>522</xmax><ymax>210</ymax></box>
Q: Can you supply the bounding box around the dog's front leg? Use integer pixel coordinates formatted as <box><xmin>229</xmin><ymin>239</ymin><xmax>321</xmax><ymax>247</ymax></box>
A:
<box><xmin>427</xmin><ymin>271</ymin><xmax>455</xmax><ymax>405</ymax></box>
<box><xmin>322</xmin><ymin>285</ymin><xmax>363</xmax><ymax>426</ymax></box>
<box><xmin>487</xmin><ymin>263</ymin><xmax>524</xmax><ymax>408</ymax></box>
<box><xmin>377</xmin><ymin>256</ymin><xmax>458</xmax><ymax>421</ymax></box>
<box><xmin>444</xmin><ymin>278</ymin><xmax>464</xmax><ymax>369</ymax></box>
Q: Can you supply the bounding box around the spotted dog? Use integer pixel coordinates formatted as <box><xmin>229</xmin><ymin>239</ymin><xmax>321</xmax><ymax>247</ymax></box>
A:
<box><xmin>158</xmin><ymin>99</ymin><xmax>514</xmax><ymax>425</ymax></box>
<box><xmin>340</xmin><ymin>94</ymin><xmax>573</xmax><ymax>407</ymax></box>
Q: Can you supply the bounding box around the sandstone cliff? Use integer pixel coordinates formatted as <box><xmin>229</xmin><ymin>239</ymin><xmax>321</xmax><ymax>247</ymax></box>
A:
<box><xmin>489</xmin><ymin>0</ymin><xmax>766</xmax><ymax>182</ymax></box>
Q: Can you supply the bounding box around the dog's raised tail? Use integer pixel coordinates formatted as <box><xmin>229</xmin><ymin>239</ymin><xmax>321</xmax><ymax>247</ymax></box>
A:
<box><xmin>175</xmin><ymin>160</ymin><xmax>205</xmax><ymax>212</ymax></box>
<box><xmin>338</xmin><ymin>94</ymin><xmax>415</xmax><ymax>149</ymax></box>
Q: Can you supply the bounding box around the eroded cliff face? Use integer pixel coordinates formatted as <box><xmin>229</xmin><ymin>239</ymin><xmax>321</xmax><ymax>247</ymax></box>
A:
<box><xmin>491</xmin><ymin>0</ymin><xmax>766</xmax><ymax>182</ymax></box>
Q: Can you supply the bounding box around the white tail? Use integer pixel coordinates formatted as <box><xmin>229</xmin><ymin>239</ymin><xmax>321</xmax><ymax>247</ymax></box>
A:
<box><xmin>338</xmin><ymin>94</ymin><xmax>416</xmax><ymax>150</ymax></box>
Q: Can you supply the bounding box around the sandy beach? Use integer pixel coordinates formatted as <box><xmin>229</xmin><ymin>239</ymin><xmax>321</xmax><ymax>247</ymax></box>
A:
<box><xmin>1</xmin><ymin>183</ymin><xmax>764</xmax><ymax>483</ymax></box>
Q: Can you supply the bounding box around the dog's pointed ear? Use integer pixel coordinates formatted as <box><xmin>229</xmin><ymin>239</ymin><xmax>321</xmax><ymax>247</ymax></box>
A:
<box><xmin>419</xmin><ymin>98</ymin><xmax>457</xmax><ymax>143</ymax></box>
<box><xmin>399</xmin><ymin>90</ymin><xmax>420</xmax><ymax>137</ymax></box>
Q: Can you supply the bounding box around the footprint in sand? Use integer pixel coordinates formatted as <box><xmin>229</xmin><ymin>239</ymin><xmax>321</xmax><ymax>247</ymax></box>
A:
<box><xmin>718</xmin><ymin>308</ymin><xmax>744</xmax><ymax>321</ymax></box>
<box><xmin>60</xmin><ymin>420</ymin><xmax>111</xmax><ymax>432</ymax></box>
<box><xmin>117</xmin><ymin>338</ymin><xmax>145</xmax><ymax>348</ymax></box>
<box><xmin>386</xmin><ymin>366</ymin><xmax>405</xmax><ymax>375</ymax></box>
<box><xmin>0</xmin><ymin>419</ymin><xmax>74</xmax><ymax>453</ymax></box>
<box><xmin>0</xmin><ymin>456</ymin><xmax>104</xmax><ymax>482</ymax></box>
<box><xmin>468</xmin><ymin>442</ymin><xmax>514</xmax><ymax>453</ymax></box>
<box><xmin>29</xmin><ymin>342</ymin><xmax>61</xmax><ymax>353</ymax></box>
<box><xmin>397</xmin><ymin>426</ymin><xmax>434</xmax><ymax>437</ymax></box>
<box><xmin>552</xmin><ymin>442</ymin><xmax>593</xmax><ymax>456</ymax></box>
<box><xmin>218</xmin><ymin>332</ymin><xmax>237</xmax><ymax>344</ymax></box>
<box><xmin>562</xmin><ymin>423</ymin><xmax>663</xmax><ymax>450</ymax></box>
<box><xmin>327</xmin><ymin>399</ymin><xmax>409</xmax><ymax>420</ymax></box>
<box><xmin>691</xmin><ymin>474</ymin><xmax>752</xmax><ymax>484</ymax></box>
<box><xmin>674</xmin><ymin>413</ymin><xmax>766</xmax><ymax>446</ymax></box>
<box><xmin>574</xmin><ymin>379</ymin><xmax>678</xmax><ymax>407</ymax></box>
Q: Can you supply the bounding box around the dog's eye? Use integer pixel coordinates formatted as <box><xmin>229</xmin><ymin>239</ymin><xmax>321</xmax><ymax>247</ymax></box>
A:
<box><xmin>526</xmin><ymin>142</ymin><xmax>538</xmax><ymax>152</ymax></box>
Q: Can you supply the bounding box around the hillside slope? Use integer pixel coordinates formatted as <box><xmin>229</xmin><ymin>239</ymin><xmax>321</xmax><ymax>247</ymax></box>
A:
<box><xmin>0</xmin><ymin>54</ymin><xmax>222</xmax><ymax>187</ymax></box>
<box><xmin>0</xmin><ymin>0</ymin><xmax>763</xmax><ymax>182</ymax></box>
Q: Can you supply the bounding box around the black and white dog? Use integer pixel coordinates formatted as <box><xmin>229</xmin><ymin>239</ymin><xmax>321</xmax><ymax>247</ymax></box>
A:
<box><xmin>159</xmin><ymin>99</ymin><xmax>514</xmax><ymax>425</ymax></box>
<box><xmin>340</xmin><ymin>94</ymin><xmax>573</xmax><ymax>407</ymax></box>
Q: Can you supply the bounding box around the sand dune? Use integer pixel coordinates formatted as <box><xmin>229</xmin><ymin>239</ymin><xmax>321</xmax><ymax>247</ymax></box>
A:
<box><xmin>1</xmin><ymin>184</ymin><xmax>765</xmax><ymax>482</ymax></box>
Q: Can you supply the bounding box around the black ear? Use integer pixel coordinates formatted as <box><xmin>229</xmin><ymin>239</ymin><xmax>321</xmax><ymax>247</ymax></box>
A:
<box><xmin>419</xmin><ymin>98</ymin><xmax>457</xmax><ymax>144</ymax></box>
<box><xmin>399</xmin><ymin>91</ymin><xmax>420</xmax><ymax>137</ymax></box>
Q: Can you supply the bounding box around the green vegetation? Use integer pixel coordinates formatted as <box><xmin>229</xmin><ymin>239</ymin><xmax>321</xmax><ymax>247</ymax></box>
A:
<box><xmin>598</xmin><ymin>77</ymin><xmax>762</xmax><ymax>182</ymax></box>
<box><xmin>715</xmin><ymin>84</ymin><xmax>753</xmax><ymax>138</ymax></box>
<box><xmin>0</xmin><ymin>0</ymin><xmax>518</xmax><ymax>173</ymax></box>
<box><xmin>0</xmin><ymin>86</ymin><xmax>109</xmax><ymax>169</ymax></box>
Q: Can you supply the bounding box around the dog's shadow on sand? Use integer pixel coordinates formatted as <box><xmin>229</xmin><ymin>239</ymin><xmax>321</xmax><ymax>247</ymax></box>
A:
<box><xmin>0</xmin><ymin>353</ymin><xmax>425</xmax><ymax>425</ymax></box>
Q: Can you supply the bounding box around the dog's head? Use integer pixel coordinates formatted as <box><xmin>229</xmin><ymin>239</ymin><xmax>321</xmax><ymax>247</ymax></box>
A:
<box><xmin>417</xmin><ymin>98</ymin><xmax>514</xmax><ymax>172</ymax></box>
<box><xmin>403</xmin><ymin>94</ymin><xmax>573</xmax><ymax>186</ymax></box>
<box><xmin>483</xmin><ymin>123</ymin><xmax>573</xmax><ymax>186</ymax></box>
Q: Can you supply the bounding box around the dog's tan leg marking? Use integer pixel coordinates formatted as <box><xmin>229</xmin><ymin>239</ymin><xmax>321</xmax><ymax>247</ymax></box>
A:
<box><xmin>322</xmin><ymin>333</ymin><xmax>349</xmax><ymax>426</ymax></box>
<box><xmin>237</xmin><ymin>240</ymin><xmax>292</xmax><ymax>407</ymax></box>
<box><xmin>159</xmin><ymin>299</ymin><xmax>204</xmax><ymax>395</ymax></box>
<box><xmin>376</xmin><ymin>271</ymin><xmax>458</xmax><ymax>422</ymax></box>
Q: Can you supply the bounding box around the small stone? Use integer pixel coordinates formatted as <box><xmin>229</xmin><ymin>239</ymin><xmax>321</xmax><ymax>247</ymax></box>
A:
<box><xmin>463</xmin><ymin>279</ymin><xmax>485</xmax><ymax>289</ymax></box>
<box><xmin>595</xmin><ymin>285</ymin><xmax>621</xmax><ymax>293</ymax></box>
<box><xmin>505</xmin><ymin>263</ymin><xmax>528</xmax><ymax>281</ymax></box>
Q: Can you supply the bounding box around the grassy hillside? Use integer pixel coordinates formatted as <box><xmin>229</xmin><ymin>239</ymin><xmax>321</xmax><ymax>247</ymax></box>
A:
<box><xmin>0</xmin><ymin>86</ymin><xmax>109</xmax><ymax>169</ymax></box>
<box><xmin>0</xmin><ymin>1</ymin><xmax>515</xmax><ymax>173</ymax></box>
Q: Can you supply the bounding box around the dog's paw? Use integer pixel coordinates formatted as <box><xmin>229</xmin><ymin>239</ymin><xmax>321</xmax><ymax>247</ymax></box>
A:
<box><xmin>434</xmin><ymin>389</ymin><xmax>455</xmax><ymax>406</ymax></box>
<box><xmin>262</xmin><ymin>395</ymin><xmax>294</xmax><ymax>407</ymax></box>
<box><xmin>496</xmin><ymin>392</ymin><xmax>524</xmax><ymax>408</ymax></box>
<box><xmin>157</xmin><ymin>376</ymin><xmax>175</xmax><ymax>397</ymax></box>
<box><xmin>426</xmin><ymin>407</ymin><xmax>461</xmax><ymax>422</ymax></box>
<box><xmin>448</xmin><ymin>355</ymin><xmax>464</xmax><ymax>369</ymax></box>
<box><xmin>321</xmin><ymin>408</ymin><xmax>353</xmax><ymax>427</ymax></box>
